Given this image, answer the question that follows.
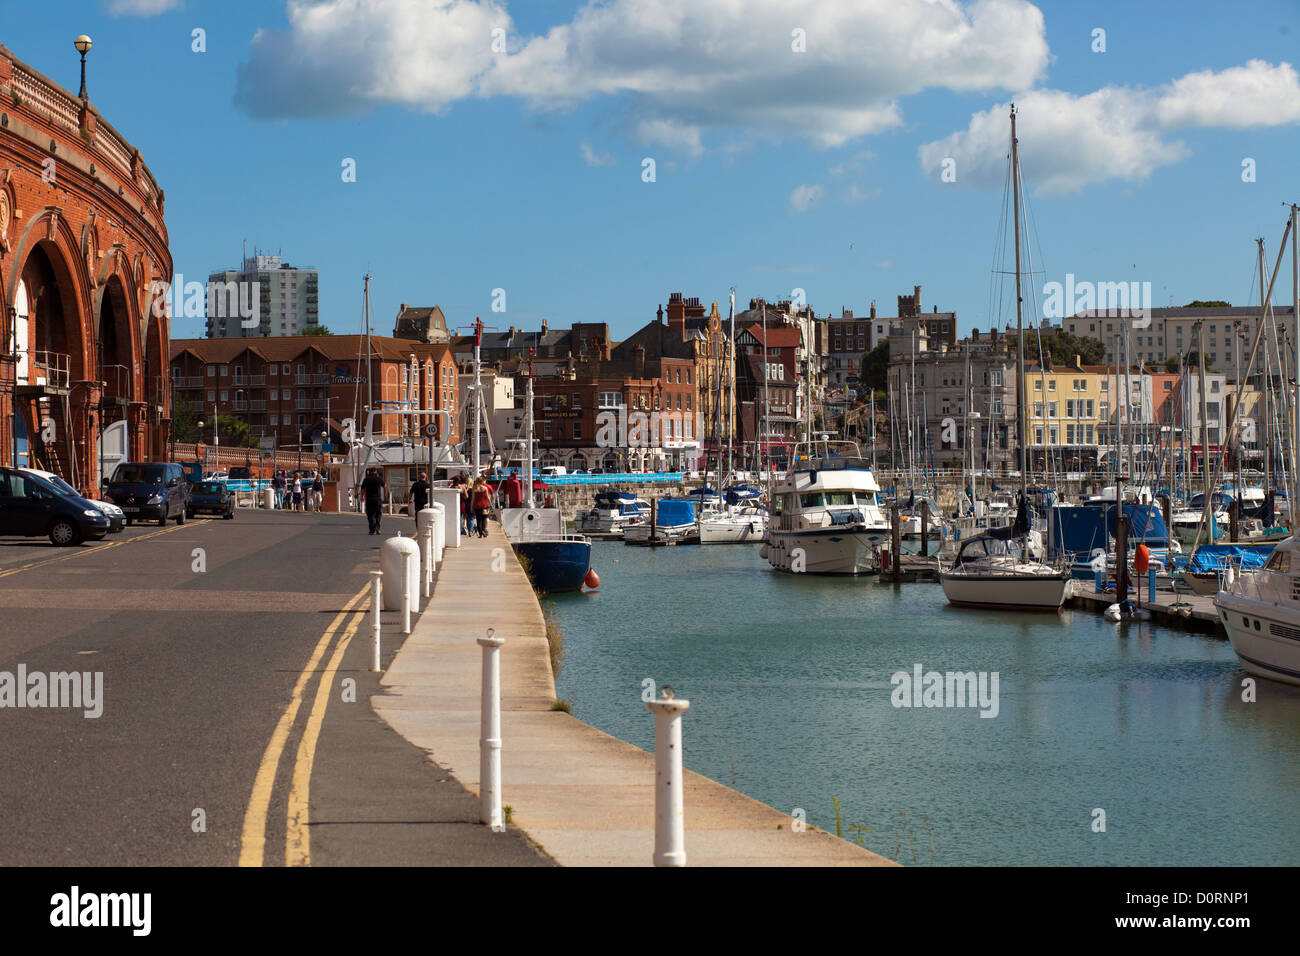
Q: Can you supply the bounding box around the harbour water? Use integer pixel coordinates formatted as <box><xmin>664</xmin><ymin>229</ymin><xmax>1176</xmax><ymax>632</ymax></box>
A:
<box><xmin>549</xmin><ymin>542</ymin><xmax>1300</xmax><ymax>866</ymax></box>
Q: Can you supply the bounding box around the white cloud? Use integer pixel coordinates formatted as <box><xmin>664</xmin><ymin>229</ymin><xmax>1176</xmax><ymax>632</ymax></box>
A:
<box><xmin>579</xmin><ymin>140</ymin><xmax>615</xmax><ymax>166</ymax></box>
<box><xmin>236</xmin><ymin>0</ymin><xmax>513</xmax><ymax>117</ymax></box>
<box><xmin>844</xmin><ymin>184</ymin><xmax>881</xmax><ymax>202</ymax></box>
<box><xmin>238</xmin><ymin>0</ymin><xmax>1049</xmax><ymax>151</ymax></box>
<box><xmin>829</xmin><ymin>151</ymin><xmax>876</xmax><ymax>177</ymax></box>
<box><xmin>920</xmin><ymin>60</ymin><xmax>1300</xmax><ymax>195</ymax></box>
<box><xmin>107</xmin><ymin>0</ymin><xmax>180</xmax><ymax>14</ymax></box>
<box><xmin>635</xmin><ymin>119</ymin><xmax>703</xmax><ymax>158</ymax></box>
<box><xmin>790</xmin><ymin>184</ymin><xmax>824</xmax><ymax>213</ymax></box>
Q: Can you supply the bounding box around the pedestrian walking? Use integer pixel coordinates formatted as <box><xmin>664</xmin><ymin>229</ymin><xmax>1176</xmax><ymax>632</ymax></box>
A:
<box><xmin>456</xmin><ymin>474</ymin><xmax>473</xmax><ymax>536</ymax></box>
<box><xmin>273</xmin><ymin>471</ymin><xmax>285</xmax><ymax>509</ymax></box>
<box><xmin>471</xmin><ymin>475</ymin><xmax>492</xmax><ymax>538</ymax></box>
<box><xmin>292</xmin><ymin>474</ymin><xmax>304</xmax><ymax>512</ymax></box>
<box><xmin>411</xmin><ymin>471</ymin><xmax>431</xmax><ymax>516</ymax></box>
<box><xmin>361</xmin><ymin>468</ymin><xmax>385</xmax><ymax>534</ymax></box>
<box><xmin>504</xmin><ymin>469</ymin><xmax>523</xmax><ymax>509</ymax></box>
<box><xmin>312</xmin><ymin>473</ymin><xmax>324</xmax><ymax>512</ymax></box>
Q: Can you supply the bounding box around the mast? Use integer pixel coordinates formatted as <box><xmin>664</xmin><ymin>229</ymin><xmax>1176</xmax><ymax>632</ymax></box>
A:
<box><xmin>1292</xmin><ymin>203</ymin><xmax>1299</xmax><ymax>518</ymax></box>
<box><xmin>473</xmin><ymin>316</ymin><xmax>483</xmax><ymax>478</ymax></box>
<box><xmin>728</xmin><ymin>288</ymin><xmax>736</xmax><ymax>476</ymax></box>
<box><xmin>525</xmin><ymin>349</ymin><xmax>536</xmax><ymax>509</ymax></box>
<box><xmin>1011</xmin><ymin>105</ymin><xmax>1028</xmax><ymax>515</ymax></box>
<box><xmin>762</xmin><ymin>304</ymin><xmax>770</xmax><ymax>482</ymax></box>
<box><xmin>363</xmin><ymin>273</ymin><xmax>373</xmax><ymax>437</ymax></box>
<box><xmin>1198</xmin><ymin>320</ymin><xmax>1213</xmax><ymax>544</ymax></box>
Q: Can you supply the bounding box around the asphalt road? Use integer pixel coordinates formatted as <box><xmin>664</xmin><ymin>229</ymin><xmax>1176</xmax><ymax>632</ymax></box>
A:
<box><xmin>0</xmin><ymin>508</ymin><xmax>551</xmax><ymax>866</ymax></box>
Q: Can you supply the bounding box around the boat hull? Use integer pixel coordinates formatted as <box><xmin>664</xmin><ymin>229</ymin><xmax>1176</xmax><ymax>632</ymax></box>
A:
<box><xmin>939</xmin><ymin>571</ymin><xmax>1071</xmax><ymax>610</ymax></box>
<box><xmin>766</xmin><ymin>527</ymin><xmax>885</xmax><ymax>574</ymax></box>
<box><xmin>1214</xmin><ymin>593</ymin><xmax>1300</xmax><ymax>686</ymax></box>
<box><xmin>700</xmin><ymin>517</ymin><xmax>766</xmax><ymax>543</ymax></box>
<box><xmin>512</xmin><ymin>539</ymin><xmax>592</xmax><ymax>593</ymax></box>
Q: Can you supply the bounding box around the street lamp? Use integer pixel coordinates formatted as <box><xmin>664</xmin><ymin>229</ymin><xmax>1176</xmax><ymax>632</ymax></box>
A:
<box><xmin>74</xmin><ymin>35</ymin><xmax>92</xmax><ymax>100</ymax></box>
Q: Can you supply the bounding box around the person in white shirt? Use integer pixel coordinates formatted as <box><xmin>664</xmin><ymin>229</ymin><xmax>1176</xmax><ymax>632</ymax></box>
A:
<box><xmin>292</xmin><ymin>475</ymin><xmax>303</xmax><ymax>512</ymax></box>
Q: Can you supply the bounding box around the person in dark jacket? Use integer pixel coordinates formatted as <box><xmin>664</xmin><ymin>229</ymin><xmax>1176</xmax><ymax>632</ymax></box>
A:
<box><xmin>361</xmin><ymin>468</ymin><xmax>385</xmax><ymax>534</ymax></box>
<box><xmin>411</xmin><ymin>472</ymin><xmax>431</xmax><ymax>515</ymax></box>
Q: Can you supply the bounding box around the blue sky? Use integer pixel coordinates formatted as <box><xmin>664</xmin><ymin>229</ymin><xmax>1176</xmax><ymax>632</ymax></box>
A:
<box><xmin>6</xmin><ymin>0</ymin><xmax>1299</xmax><ymax>341</ymax></box>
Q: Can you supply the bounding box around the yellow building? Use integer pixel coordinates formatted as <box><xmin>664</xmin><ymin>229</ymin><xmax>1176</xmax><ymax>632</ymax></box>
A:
<box><xmin>1023</xmin><ymin>360</ymin><xmax>1107</xmax><ymax>469</ymax></box>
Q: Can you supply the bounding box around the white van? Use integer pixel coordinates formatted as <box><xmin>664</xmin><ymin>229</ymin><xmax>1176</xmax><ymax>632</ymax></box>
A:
<box><xmin>540</xmin><ymin>466</ymin><xmax>568</xmax><ymax>477</ymax></box>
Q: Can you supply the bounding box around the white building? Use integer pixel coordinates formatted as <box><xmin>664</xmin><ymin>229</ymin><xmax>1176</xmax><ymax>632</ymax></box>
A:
<box><xmin>207</xmin><ymin>253</ymin><xmax>320</xmax><ymax>338</ymax></box>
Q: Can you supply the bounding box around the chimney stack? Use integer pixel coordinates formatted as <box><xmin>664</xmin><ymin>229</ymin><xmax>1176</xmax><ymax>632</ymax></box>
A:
<box><xmin>633</xmin><ymin>344</ymin><xmax>646</xmax><ymax>379</ymax></box>
<box><xmin>869</xmin><ymin>302</ymin><xmax>877</xmax><ymax>319</ymax></box>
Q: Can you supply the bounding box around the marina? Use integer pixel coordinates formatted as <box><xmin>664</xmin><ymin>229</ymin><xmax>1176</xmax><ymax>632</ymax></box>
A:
<box><xmin>548</xmin><ymin>542</ymin><xmax>1300</xmax><ymax>866</ymax></box>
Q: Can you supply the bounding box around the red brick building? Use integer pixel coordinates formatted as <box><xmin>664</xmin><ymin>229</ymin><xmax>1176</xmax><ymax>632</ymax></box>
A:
<box><xmin>170</xmin><ymin>335</ymin><xmax>458</xmax><ymax>452</ymax></box>
<box><xmin>0</xmin><ymin>43</ymin><xmax>173</xmax><ymax>494</ymax></box>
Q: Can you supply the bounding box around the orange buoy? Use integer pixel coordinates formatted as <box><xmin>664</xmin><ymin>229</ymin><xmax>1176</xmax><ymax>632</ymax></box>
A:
<box><xmin>1134</xmin><ymin>544</ymin><xmax>1150</xmax><ymax>575</ymax></box>
<box><xmin>584</xmin><ymin>568</ymin><xmax>600</xmax><ymax>589</ymax></box>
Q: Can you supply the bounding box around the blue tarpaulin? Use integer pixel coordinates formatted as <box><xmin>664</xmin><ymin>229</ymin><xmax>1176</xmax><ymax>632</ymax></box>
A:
<box><xmin>1187</xmin><ymin>544</ymin><xmax>1275</xmax><ymax>572</ymax></box>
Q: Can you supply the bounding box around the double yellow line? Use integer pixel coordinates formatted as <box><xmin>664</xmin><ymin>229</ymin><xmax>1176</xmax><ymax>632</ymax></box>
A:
<box><xmin>238</xmin><ymin>582</ymin><xmax>371</xmax><ymax>867</ymax></box>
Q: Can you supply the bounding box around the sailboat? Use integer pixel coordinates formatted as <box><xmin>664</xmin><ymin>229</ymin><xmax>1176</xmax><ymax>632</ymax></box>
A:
<box><xmin>938</xmin><ymin>105</ymin><xmax>1070</xmax><ymax>610</ymax></box>
<box><xmin>499</xmin><ymin>353</ymin><xmax>593</xmax><ymax>593</ymax></box>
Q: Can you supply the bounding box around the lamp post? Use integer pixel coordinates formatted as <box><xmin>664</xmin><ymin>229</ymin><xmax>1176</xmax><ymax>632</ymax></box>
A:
<box><xmin>74</xmin><ymin>35</ymin><xmax>92</xmax><ymax>100</ymax></box>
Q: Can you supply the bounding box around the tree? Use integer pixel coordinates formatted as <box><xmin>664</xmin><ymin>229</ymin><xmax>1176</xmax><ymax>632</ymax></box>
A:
<box><xmin>1169</xmin><ymin>351</ymin><xmax>1214</xmax><ymax>372</ymax></box>
<box><xmin>859</xmin><ymin>341</ymin><xmax>889</xmax><ymax>393</ymax></box>
<box><xmin>302</xmin><ymin>324</ymin><xmax>333</xmax><ymax>336</ymax></box>
<box><xmin>173</xmin><ymin>400</ymin><xmax>258</xmax><ymax>448</ymax></box>
<box><xmin>1029</xmin><ymin>329</ymin><xmax>1106</xmax><ymax>366</ymax></box>
<box><xmin>1184</xmin><ymin>300</ymin><xmax>1230</xmax><ymax>308</ymax></box>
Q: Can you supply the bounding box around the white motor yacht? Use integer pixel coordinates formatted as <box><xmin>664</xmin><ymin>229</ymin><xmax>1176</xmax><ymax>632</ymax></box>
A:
<box><xmin>761</xmin><ymin>440</ymin><xmax>888</xmax><ymax>574</ymax></box>
<box><xmin>1213</xmin><ymin>535</ymin><xmax>1300</xmax><ymax>685</ymax></box>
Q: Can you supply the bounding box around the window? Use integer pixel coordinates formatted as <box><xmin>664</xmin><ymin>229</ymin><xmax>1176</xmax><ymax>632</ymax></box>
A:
<box><xmin>1033</xmin><ymin>402</ymin><xmax>1043</xmax><ymax>418</ymax></box>
<box><xmin>1034</xmin><ymin>426</ymin><xmax>1044</xmax><ymax>444</ymax></box>
<box><xmin>572</xmin><ymin>421</ymin><xmax>581</xmax><ymax>440</ymax></box>
<box><xmin>283</xmin><ymin>364</ymin><xmax>290</xmax><ymax>375</ymax></box>
<box><xmin>207</xmin><ymin>390</ymin><xmax>215</xmax><ymax>402</ymax></box>
<box><xmin>543</xmin><ymin>422</ymin><xmax>553</xmax><ymax>440</ymax></box>
<box><xmin>1067</xmin><ymin>424</ymin><xmax>1075</xmax><ymax>444</ymax></box>
<box><xmin>1049</xmin><ymin>402</ymin><xmax>1058</xmax><ymax>418</ymax></box>
<box><xmin>1085</xmin><ymin>400</ymin><xmax>1094</xmax><ymax>417</ymax></box>
<box><xmin>1034</xmin><ymin>380</ymin><xmax>1042</xmax><ymax>390</ymax></box>
<box><xmin>207</xmin><ymin>367</ymin><xmax>215</xmax><ymax>378</ymax></box>
<box><xmin>1100</xmin><ymin>403</ymin><xmax>1109</xmax><ymax>419</ymax></box>
<box><xmin>572</xmin><ymin>392</ymin><xmax>582</xmax><ymax>410</ymax></box>
<box><xmin>270</xmin><ymin>389</ymin><xmax>278</xmax><ymax>401</ymax></box>
<box><xmin>990</xmin><ymin>370</ymin><xmax>1003</xmax><ymax>386</ymax></box>
<box><xmin>1048</xmin><ymin>380</ymin><xmax>1056</xmax><ymax>391</ymax></box>
<box><xmin>1100</xmin><ymin>379</ymin><xmax>1108</xmax><ymax>391</ymax></box>
<box><xmin>220</xmin><ymin>365</ymin><xmax>228</xmax><ymax>377</ymax></box>
<box><xmin>1066</xmin><ymin>400</ymin><xmax>1075</xmax><ymax>417</ymax></box>
<box><xmin>598</xmin><ymin>391</ymin><xmax>621</xmax><ymax>408</ymax></box>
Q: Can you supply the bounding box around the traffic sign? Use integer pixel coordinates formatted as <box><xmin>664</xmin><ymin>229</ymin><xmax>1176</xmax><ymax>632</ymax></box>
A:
<box><xmin>423</xmin><ymin>422</ymin><xmax>439</xmax><ymax>439</ymax></box>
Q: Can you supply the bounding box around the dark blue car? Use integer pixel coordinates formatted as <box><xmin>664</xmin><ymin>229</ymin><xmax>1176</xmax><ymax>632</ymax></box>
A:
<box><xmin>187</xmin><ymin>481</ymin><xmax>235</xmax><ymax>520</ymax></box>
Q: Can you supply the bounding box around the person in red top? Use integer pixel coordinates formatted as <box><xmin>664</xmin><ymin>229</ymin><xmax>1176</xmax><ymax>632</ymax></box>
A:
<box><xmin>504</xmin><ymin>470</ymin><xmax>524</xmax><ymax>509</ymax></box>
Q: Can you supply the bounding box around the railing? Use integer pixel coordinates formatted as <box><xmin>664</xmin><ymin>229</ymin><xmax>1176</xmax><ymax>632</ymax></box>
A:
<box><xmin>175</xmin><ymin>376</ymin><xmax>203</xmax><ymax>389</ymax></box>
<box><xmin>249</xmin><ymin>400</ymin><xmax>267</xmax><ymax>411</ymax></box>
<box><xmin>11</xmin><ymin>68</ymin><xmax>80</xmax><ymax>132</ymax></box>
<box><xmin>21</xmin><ymin>350</ymin><xmax>71</xmax><ymax>390</ymax></box>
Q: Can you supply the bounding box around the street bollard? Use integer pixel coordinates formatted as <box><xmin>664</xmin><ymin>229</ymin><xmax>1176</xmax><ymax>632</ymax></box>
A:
<box><xmin>647</xmin><ymin>688</ymin><xmax>691</xmax><ymax>867</ymax></box>
<box><xmin>423</xmin><ymin>522</ymin><xmax>434</xmax><ymax>598</ymax></box>
<box><xmin>402</xmin><ymin>548</ymin><xmax>414</xmax><ymax>634</ymax></box>
<box><xmin>1148</xmin><ymin>566</ymin><xmax>1156</xmax><ymax>604</ymax></box>
<box><xmin>369</xmin><ymin>570</ymin><xmax>383</xmax><ymax>673</ymax></box>
<box><xmin>477</xmin><ymin>628</ymin><xmax>505</xmax><ymax>829</ymax></box>
<box><xmin>431</xmin><ymin>503</ymin><xmax>445</xmax><ymax>564</ymax></box>
<box><xmin>379</xmin><ymin>533</ymin><xmax>420</xmax><ymax>611</ymax></box>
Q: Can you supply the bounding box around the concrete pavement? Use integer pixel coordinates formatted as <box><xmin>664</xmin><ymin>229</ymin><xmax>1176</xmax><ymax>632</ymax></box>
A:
<box><xmin>374</xmin><ymin>521</ymin><xmax>894</xmax><ymax>866</ymax></box>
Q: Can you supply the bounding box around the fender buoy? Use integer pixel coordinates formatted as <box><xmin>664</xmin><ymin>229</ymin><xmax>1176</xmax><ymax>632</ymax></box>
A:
<box><xmin>1134</xmin><ymin>544</ymin><xmax>1150</xmax><ymax>575</ymax></box>
<box><xmin>584</xmin><ymin>568</ymin><xmax>600</xmax><ymax>589</ymax></box>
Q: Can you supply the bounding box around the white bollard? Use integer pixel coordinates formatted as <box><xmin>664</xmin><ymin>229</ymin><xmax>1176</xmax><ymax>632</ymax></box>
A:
<box><xmin>417</xmin><ymin>506</ymin><xmax>439</xmax><ymax>598</ymax></box>
<box><xmin>429</xmin><ymin>487</ymin><xmax>461</xmax><ymax>548</ymax></box>
<box><xmin>402</xmin><ymin>548</ymin><xmax>414</xmax><ymax>634</ymax></box>
<box><xmin>478</xmin><ymin>628</ymin><xmax>505</xmax><ymax>829</ymax></box>
<box><xmin>430</xmin><ymin>503</ymin><xmax>445</xmax><ymax>564</ymax></box>
<box><xmin>369</xmin><ymin>570</ymin><xmax>383</xmax><ymax>672</ymax></box>
<box><xmin>379</xmin><ymin>533</ymin><xmax>420</xmax><ymax>611</ymax></box>
<box><xmin>647</xmin><ymin>689</ymin><xmax>691</xmax><ymax>867</ymax></box>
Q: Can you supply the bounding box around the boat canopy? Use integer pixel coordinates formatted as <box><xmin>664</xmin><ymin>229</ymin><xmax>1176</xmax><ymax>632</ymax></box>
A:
<box><xmin>686</xmin><ymin>487</ymin><xmax>717</xmax><ymax>498</ymax></box>
<box><xmin>986</xmin><ymin>496</ymin><xmax>1031</xmax><ymax>541</ymax></box>
<box><xmin>954</xmin><ymin>535</ymin><xmax>1014</xmax><ymax>565</ymax></box>
<box><xmin>1187</xmin><ymin>544</ymin><xmax>1275</xmax><ymax>573</ymax></box>
<box><xmin>724</xmin><ymin>485</ymin><xmax>761</xmax><ymax>504</ymax></box>
<box><xmin>656</xmin><ymin>499</ymin><xmax>696</xmax><ymax>526</ymax></box>
<box><xmin>593</xmin><ymin>491</ymin><xmax>638</xmax><ymax>506</ymax></box>
<box><xmin>1107</xmin><ymin>502</ymin><xmax>1171</xmax><ymax>546</ymax></box>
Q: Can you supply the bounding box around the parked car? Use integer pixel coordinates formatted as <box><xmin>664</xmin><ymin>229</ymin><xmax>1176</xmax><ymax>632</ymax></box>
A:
<box><xmin>18</xmin><ymin>468</ymin><xmax>125</xmax><ymax>533</ymax></box>
<box><xmin>227</xmin><ymin>466</ymin><xmax>252</xmax><ymax>481</ymax></box>
<box><xmin>104</xmin><ymin>462</ymin><xmax>190</xmax><ymax>526</ymax></box>
<box><xmin>187</xmin><ymin>481</ymin><xmax>235</xmax><ymax>520</ymax></box>
<box><xmin>0</xmin><ymin>466</ymin><xmax>111</xmax><ymax>545</ymax></box>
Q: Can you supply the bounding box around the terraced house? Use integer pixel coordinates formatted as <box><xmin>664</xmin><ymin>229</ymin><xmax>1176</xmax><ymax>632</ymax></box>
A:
<box><xmin>170</xmin><ymin>335</ymin><xmax>458</xmax><ymax>452</ymax></box>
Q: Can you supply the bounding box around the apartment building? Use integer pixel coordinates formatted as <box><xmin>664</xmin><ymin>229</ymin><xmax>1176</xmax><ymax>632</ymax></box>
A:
<box><xmin>206</xmin><ymin>253</ymin><xmax>319</xmax><ymax>338</ymax></box>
